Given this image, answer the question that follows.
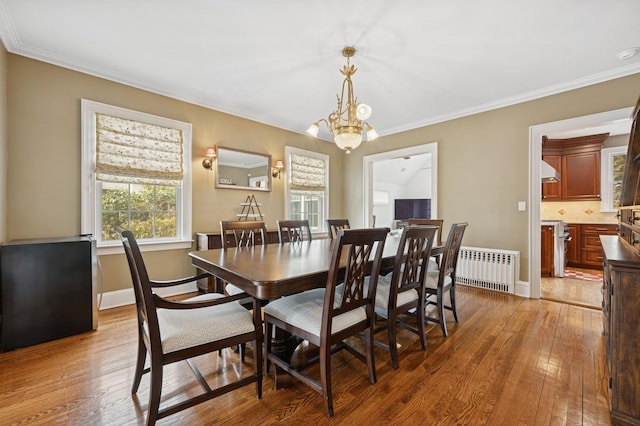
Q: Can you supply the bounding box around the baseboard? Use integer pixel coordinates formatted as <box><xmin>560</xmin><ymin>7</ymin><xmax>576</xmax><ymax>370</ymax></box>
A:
<box><xmin>515</xmin><ymin>280</ymin><xmax>530</xmax><ymax>298</ymax></box>
<box><xmin>97</xmin><ymin>282</ymin><xmax>198</xmax><ymax>310</ymax></box>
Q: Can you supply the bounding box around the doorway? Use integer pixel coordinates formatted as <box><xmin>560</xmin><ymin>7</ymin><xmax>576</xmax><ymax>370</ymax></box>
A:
<box><xmin>363</xmin><ymin>143</ymin><xmax>438</xmax><ymax>228</ymax></box>
<box><xmin>528</xmin><ymin>107</ymin><xmax>634</xmax><ymax>300</ymax></box>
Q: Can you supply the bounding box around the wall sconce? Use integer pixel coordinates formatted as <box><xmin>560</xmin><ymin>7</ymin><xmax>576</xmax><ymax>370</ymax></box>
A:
<box><xmin>272</xmin><ymin>160</ymin><xmax>284</xmax><ymax>179</ymax></box>
<box><xmin>202</xmin><ymin>147</ymin><xmax>216</xmax><ymax>170</ymax></box>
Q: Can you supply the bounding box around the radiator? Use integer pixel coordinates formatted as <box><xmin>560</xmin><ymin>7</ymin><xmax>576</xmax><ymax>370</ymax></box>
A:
<box><xmin>456</xmin><ymin>246</ymin><xmax>519</xmax><ymax>294</ymax></box>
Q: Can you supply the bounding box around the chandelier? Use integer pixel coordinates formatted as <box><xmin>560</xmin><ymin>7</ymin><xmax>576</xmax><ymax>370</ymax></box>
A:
<box><xmin>306</xmin><ymin>46</ymin><xmax>378</xmax><ymax>154</ymax></box>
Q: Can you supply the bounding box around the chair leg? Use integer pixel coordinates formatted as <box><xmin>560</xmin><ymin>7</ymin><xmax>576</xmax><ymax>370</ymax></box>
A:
<box><xmin>416</xmin><ymin>302</ymin><xmax>427</xmax><ymax>351</ymax></box>
<box><xmin>146</xmin><ymin>354</ymin><xmax>163</xmax><ymax>426</ymax></box>
<box><xmin>387</xmin><ymin>311</ymin><xmax>400</xmax><ymax>369</ymax></box>
<box><xmin>319</xmin><ymin>342</ymin><xmax>334</xmax><ymax>417</ymax></box>
<box><xmin>264</xmin><ymin>319</ymin><xmax>273</xmax><ymax>374</ymax></box>
<box><xmin>131</xmin><ymin>336</ymin><xmax>147</xmax><ymax>394</ymax></box>
<box><xmin>437</xmin><ymin>289</ymin><xmax>448</xmax><ymax>337</ymax></box>
<box><xmin>365</xmin><ymin>325</ymin><xmax>377</xmax><ymax>384</ymax></box>
<box><xmin>450</xmin><ymin>284</ymin><xmax>459</xmax><ymax>322</ymax></box>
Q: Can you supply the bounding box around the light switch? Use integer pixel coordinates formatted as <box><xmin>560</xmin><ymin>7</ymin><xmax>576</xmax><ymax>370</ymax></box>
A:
<box><xmin>518</xmin><ymin>201</ymin><xmax>526</xmax><ymax>211</ymax></box>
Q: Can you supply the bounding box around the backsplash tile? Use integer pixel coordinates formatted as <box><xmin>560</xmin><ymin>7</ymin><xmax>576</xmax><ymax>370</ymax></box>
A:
<box><xmin>541</xmin><ymin>201</ymin><xmax>617</xmax><ymax>223</ymax></box>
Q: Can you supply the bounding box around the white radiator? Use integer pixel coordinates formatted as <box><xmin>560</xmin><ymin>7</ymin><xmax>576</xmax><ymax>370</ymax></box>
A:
<box><xmin>456</xmin><ymin>246</ymin><xmax>519</xmax><ymax>294</ymax></box>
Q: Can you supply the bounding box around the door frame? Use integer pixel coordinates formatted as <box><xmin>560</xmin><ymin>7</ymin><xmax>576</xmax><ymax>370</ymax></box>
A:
<box><xmin>363</xmin><ymin>142</ymin><xmax>438</xmax><ymax>227</ymax></box>
<box><xmin>528</xmin><ymin>107</ymin><xmax>633</xmax><ymax>298</ymax></box>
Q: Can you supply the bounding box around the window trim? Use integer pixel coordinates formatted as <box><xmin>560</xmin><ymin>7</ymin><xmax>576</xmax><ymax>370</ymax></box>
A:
<box><xmin>284</xmin><ymin>146</ymin><xmax>329</xmax><ymax>234</ymax></box>
<box><xmin>81</xmin><ymin>99</ymin><xmax>193</xmax><ymax>255</ymax></box>
<box><xmin>600</xmin><ymin>145</ymin><xmax>627</xmax><ymax>213</ymax></box>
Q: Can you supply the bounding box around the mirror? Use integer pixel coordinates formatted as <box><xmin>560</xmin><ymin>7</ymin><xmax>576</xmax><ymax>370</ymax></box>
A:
<box><xmin>215</xmin><ymin>146</ymin><xmax>272</xmax><ymax>191</ymax></box>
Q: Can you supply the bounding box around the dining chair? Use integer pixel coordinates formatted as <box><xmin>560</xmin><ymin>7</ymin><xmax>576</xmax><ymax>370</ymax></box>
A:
<box><xmin>119</xmin><ymin>228</ymin><xmax>262</xmax><ymax>425</ymax></box>
<box><xmin>372</xmin><ymin>225</ymin><xmax>437</xmax><ymax>369</ymax></box>
<box><xmin>408</xmin><ymin>218</ymin><xmax>444</xmax><ymax>269</ymax></box>
<box><xmin>424</xmin><ymin>222</ymin><xmax>468</xmax><ymax>336</ymax></box>
<box><xmin>220</xmin><ymin>220</ymin><xmax>268</xmax><ymax>300</ymax></box>
<box><xmin>277</xmin><ymin>219</ymin><xmax>312</xmax><ymax>243</ymax></box>
<box><xmin>263</xmin><ymin>227</ymin><xmax>389</xmax><ymax>417</ymax></box>
<box><xmin>407</xmin><ymin>218</ymin><xmax>444</xmax><ymax>246</ymax></box>
<box><xmin>326</xmin><ymin>218</ymin><xmax>350</xmax><ymax>240</ymax></box>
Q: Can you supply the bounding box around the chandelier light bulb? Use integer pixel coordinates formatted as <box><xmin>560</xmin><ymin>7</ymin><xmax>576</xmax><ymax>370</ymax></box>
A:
<box><xmin>356</xmin><ymin>103</ymin><xmax>372</xmax><ymax>120</ymax></box>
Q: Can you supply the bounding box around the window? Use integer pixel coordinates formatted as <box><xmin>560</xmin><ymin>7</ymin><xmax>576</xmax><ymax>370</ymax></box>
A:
<box><xmin>284</xmin><ymin>147</ymin><xmax>329</xmax><ymax>233</ymax></box>
<box><xmin>601</xmin><ymin>145</ymin><xmax>627</xmax><ymax>212</ymax></box>
<box><xmin>81</xmin><ymin>100</ymin><xmax>192</xmax><ymax>254</ymax></box>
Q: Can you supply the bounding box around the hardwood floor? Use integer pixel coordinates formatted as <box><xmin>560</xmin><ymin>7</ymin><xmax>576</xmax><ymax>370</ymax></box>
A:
<box><xmin>0</xmin><ymin>286</ymin><xmax>610</xmax><ymax>425</ymax></box>
<box><xmin>541</xmin><ymin>268</ymin><xmax>603</xmax><ymax>309</ymax></box>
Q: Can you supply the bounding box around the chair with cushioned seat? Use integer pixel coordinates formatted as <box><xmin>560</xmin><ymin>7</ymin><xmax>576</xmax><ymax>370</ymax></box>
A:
<box><xmin>119</xmin><ymin>228</ymin><xmax>262</xmax><ymax>426</ymax></box>
<box><xmin>424</xmin><ymin>222</ymin><xmax>468</xmax><ymax>336</ymax></box>
<box><xmin>277</xmin><ymin>219</ymin><xmax>312</xmax><ymax>243</ymax></box>
<box><xmin>263</xmin><ymin>227</ymin><xmax>388</xmax><ymax>417</ymax></box>
<box><xmin>372</xmin><ymin>225</ymin><xmax>437</xmax><ymax>369</ymax></box>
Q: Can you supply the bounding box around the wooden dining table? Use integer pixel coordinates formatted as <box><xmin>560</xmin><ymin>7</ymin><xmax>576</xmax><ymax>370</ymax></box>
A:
<box><xmin>189</xmin><ymin>234</ymin><xmax>443</xmax><ymax>300</ymax></box>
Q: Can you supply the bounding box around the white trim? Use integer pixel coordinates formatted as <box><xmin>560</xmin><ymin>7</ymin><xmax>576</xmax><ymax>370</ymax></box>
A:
<box><xmin>528</xmin><ymin>107</ymin><xmax>634</xmax><ymax>299</ymax></box>
<box><xmin>362</xmin><ymin>143</ymin><xmax>438</xmax><ymax>227</ymax></box>
<box><xmin>284</xmin><ymin>146</ymin><xmax>329</xmax><ymax>231</ymax></box>
<box><xmin>98</xmin><ymin>281</ymin><xmax>198</xmax><ymax>310</ymax></box>
<box><xmin>81</xmin><ymin>99</ymin><xmax>193</xmax><ymax>250</ymax></box>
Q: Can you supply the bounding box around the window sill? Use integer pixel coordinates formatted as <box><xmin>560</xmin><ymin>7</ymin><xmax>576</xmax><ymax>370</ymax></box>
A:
<box><xmin>98</xmin><ymin>239</ymin><xmax>194</xmax><ymax>256</ymax></box>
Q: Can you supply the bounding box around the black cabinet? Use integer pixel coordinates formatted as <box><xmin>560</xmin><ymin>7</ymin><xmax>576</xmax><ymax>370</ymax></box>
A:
<box><xmin>1</xmin><ymin>236</ymin><xmax>97</xmax><ymax>351</ymax></box>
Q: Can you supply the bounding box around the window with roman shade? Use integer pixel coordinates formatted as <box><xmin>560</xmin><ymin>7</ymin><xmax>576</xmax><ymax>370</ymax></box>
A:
<box><xmin>81</xmin><ymin>99</ymin><xmax>193</xmax><ymax>254</ymax></box>
<box><xmin>285</xmin><ymin>147</ymin><xmax>329</xmax><ymax>232</ymax></box>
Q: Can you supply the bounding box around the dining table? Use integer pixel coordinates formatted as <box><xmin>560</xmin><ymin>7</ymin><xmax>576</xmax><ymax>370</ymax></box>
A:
<box><xmin>188</xmin><ymin>233</ymin><xmax>443</xmax><ymax>300</ymax></box>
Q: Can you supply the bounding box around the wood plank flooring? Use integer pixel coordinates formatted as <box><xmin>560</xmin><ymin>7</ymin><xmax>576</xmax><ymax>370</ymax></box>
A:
<box><xmin>541</xmin><ymin>268</ymin><xmax>603</xmax><ymax>309</ymax></box>
<box><xmin>0</xmin><ymin>286</ymin><xmax>610</xmax><ymax>425</ymax></box>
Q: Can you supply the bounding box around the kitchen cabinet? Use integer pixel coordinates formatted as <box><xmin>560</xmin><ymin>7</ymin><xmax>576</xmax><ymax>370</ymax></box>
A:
<box><xmin>540</xmin><ymin>225</ymin><xmax>554</xmax><ymax>277</ymax></box>
<box><xmin>565</xmin><ymin>223</ymin><xmax>580</xmax><ymax>266</ymax></box>
<box><xmin>566</xmin><ymin>223</ymin><xmax>617</xmax><ymax>269</ymax></box>
<box><xmin>542</xmin><ymin>133</ymin><xmax>607</xmax><ymax>201</ymax></box>
<box><xmin>581</xmin><ymin>224</ymin><xmax>617</xmax><ymax>268</ymax></box>
<box><xmin>601</xmin><ymin>236</ymin><xmax>640</xmax><ymax>425</ymax></box>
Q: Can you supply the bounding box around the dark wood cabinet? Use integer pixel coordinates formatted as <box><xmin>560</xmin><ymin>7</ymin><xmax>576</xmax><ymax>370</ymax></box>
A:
<box><xmin>542</xmin><ymin>133</ymin><xmax>607</xmax><ymax>201</ymax></box>
<box><xmin>581</xmin><ymin>224</ymin><xmax>618</xmax><ymax>269</ymax></box>
<box><xmin>540</xmin><ymin>225</ymin><xmax>554</xmax><ymax>277</ymax></box>
<box><xmin>194</xmin><ymin>230</ymin><xmax>280</xmax><ymax>292</ymax></box>
<box><xmin>565</xmin><ymin>223</ymin><xmax>580</xmax><ymax>266</ymax></box>
<box><xmin>601</xmin><ymin>236</ymin><xmax>640</xmax><ymax>425</ymax></box>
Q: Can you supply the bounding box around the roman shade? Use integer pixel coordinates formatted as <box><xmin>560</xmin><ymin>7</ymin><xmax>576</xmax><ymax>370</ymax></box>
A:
<box><xmin>95</xmin><ymin>113</ymin><xmax>184</xmax><ymax>186</ymax></box>
<box><xmin>289</xmin><ymin>153</ymin><xmax>326</xmax><ymax>192</ymax></box>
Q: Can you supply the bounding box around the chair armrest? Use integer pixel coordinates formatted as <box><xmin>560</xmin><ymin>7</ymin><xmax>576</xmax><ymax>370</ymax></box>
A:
<box><xmin>153</xmin><ymin>291</ymin><xmax>253</xmax><ymax>310</ymax></box>
<box><xmin>149</xmin><ymin>273</ymin><xmax>212</xmax><ymax>288</ymax></box>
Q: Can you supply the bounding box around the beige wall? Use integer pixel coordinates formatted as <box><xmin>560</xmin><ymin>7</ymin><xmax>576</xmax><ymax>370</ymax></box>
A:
<box><xmin>6</xmin><ymin>51</ymin><xmax>640</xmax><ymax>293</ymax></box>
<box><xmin>6</xmin><ymin>54</ymin><xmax>345</xmax><ymax>293</ymax></box>
<box><xmin>345</xmin><ymin>73</ymin><xmax>640</xmax><ymax>281</ymax></box>
<box><xmin>0</xmin><ymin>42</ymin><xmax>6</xmax><ymax>244</ymax></box>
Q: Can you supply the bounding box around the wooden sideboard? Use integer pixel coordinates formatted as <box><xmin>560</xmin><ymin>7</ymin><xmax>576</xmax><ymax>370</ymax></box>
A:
<box><xmin>601</xmin><ymin>235</ymin><xmax>640</xmax><ymax>425</ymax></box>
<box><xmin>194</xmin><ymin>230</ymin><xmax>280</xmax><ymax>292</ymax></box>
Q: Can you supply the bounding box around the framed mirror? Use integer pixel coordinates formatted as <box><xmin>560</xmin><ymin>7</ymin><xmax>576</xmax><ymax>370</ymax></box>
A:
<box><xmin>215</xmin><ymin>146</ymin><xmax>272</xmax><ymax>191</ymax></box>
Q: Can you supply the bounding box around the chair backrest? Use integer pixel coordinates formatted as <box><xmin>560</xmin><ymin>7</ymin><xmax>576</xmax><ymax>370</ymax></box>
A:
<box><xmin>277</xmin><ymin>219</ymin><xmax>312</xmax><ymax>243</ymax></box>
<box><xmin>322</xmin><ymin>228</ymin><xmax>389</xmax><ymax>335</ymax></box>
<box><xmin>326</xmin><ymin>219</ymin><xmax>351</xmax><ymax>240</ymax></box>
<box><xmin>220</xmin><ymin>220</ymin><xmax>268</xmax><ymax>248</ymax></box>
<box><xmin>437</xmin><ymin>222</ymin><xmax>468</xmax><ymax>286</ymax></box>
<box><xmin>389</xmin><ymin>225</ymin><xmax>437</xmax><ymax>305</ymax></box>
<box><xmin>119</xmin><ymin>228</ymin><xmax>162</xmax><ymax>352</ymax></box>
<box><xmin>408</xmin><ymin>218</ymin><xmax>444</xmax><ymax>246</ymax></box>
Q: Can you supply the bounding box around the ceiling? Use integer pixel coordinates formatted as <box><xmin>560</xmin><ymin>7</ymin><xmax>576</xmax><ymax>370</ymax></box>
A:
<box><xmin>1</xmin><ymin>1</ymin><xmax>639</xmax><ymax>144</ymax></box>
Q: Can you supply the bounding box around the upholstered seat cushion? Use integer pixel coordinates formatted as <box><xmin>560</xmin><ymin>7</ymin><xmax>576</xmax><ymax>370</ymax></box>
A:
<box><xmin>425</xmin><ymin>269</ymin><xmax>453</xmax><ymax>289</ymax></box>
<box><xmin>373</xmin><ymin>275</ymin><xmax>419</xmax><ymax>317</ymax></box>
<box><xmin>157</xmin><ymin>293</ymin><xmax>255</xmax><ymax>353</ymax></box>
<box><xmin>263</xmin><ymin>288</ymin><xmax>366</xmax><ymax>337</ymax></box>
